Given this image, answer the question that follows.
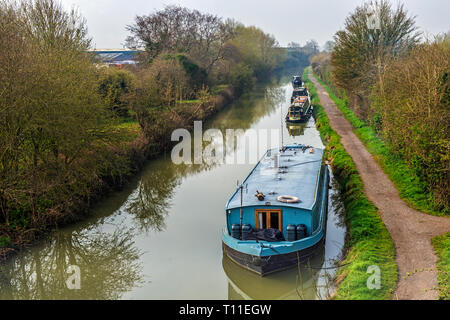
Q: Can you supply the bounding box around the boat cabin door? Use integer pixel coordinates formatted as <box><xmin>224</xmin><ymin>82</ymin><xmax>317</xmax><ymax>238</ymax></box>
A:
<box><xmin>255</xmin><ymin>209</ymin><xmax>282</xmax><ymax>231</ymax></box>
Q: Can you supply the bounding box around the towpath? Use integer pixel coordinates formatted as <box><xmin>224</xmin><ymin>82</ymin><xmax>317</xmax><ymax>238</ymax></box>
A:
<box><xmin>309</xmin><ymin>69</ymin><xmax>450</xmax><ymax>300</ymax></box>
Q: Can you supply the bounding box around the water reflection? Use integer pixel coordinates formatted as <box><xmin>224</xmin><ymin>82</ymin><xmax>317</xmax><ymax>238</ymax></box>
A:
<box><xmin>126</xmin><ymin>160</ymin><xmax>180</xmax><ymax>233</ymax></box>
<box><xmin>209</xmin><ymin>84</ymin><xmax>285</xmax><ymax>131</ymax></box>
<box><xmin>223</xmin><ymin>246</ymin><xmax>326</xmax><ymax>300</ymax></box>
<box><xmin>286</xmin><ymin>122</ymin><xmax>307</xmax><ymax>137</ymax></box>
<box><xmin>0</xmin><ymin>81</ymin><xmax>292</xmax><ymax>300</ymax></box>
<box><xmin>0</xmin><ymin>224</ymin><xmax>144</xmax><ymax>300</ymax></box>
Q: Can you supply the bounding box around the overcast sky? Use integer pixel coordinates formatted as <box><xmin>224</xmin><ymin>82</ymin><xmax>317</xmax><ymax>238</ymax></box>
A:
<box><xmin>61</xmin><ymin>0</ymin><xmax>449</xmax><ymax>49</ymax></box>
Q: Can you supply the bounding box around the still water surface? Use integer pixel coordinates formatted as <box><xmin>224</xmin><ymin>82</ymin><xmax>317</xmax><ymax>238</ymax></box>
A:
<box><xmin>0</xmin><ymin>80</ymin><xmax>346</xmax><ymax>300</ymax></box>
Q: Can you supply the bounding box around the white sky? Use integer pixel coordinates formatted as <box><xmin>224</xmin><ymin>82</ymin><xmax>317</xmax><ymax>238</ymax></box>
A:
<box><xmin>61</xmin><ymin>0</ymin><xmax>450</xmax><ymax>49</ymax></box>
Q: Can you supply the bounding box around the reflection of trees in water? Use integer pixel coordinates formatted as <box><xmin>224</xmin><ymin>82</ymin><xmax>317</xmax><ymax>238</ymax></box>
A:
<box><xmin>125</xmin><ymin>157</ymin><xmax>220</xmax><ymax>233</ymax></box>
<box><xmin>125</xmin><ymin>84</ymin><xmax>288</xmax><ymax>233</ymax></box>
<box><xmin>265</xmin><ymin>85</ymin><xmax>286</xmax><ymax>107</ymax></box>
<box><xmin>210</xmin><ymin>84</ymin><xmax>286</xmax><ymax>131</ymax></box>
<box><xmin>126</xmin><ymin>164</ymin><xmax>178</xmax><ymax>233</ymax></box>
<box><xmin>329</xmin><ymin>176</ymin><xmax>346</xmax><ymax>230</ymax></box>
<box><xmin>0</xmin><ymin>224</ymin><xmax>143</xmax><ymax>300</ymax></box>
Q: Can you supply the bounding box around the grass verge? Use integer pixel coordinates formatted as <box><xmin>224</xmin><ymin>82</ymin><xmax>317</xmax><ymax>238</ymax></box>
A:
<box><xmin>304</xmin><ymin>68</ymin><xmax>397</xmax><ymax>299</ymax></box>
<box><xmin>311</xmin><ymin>73</ymin><xmax>447</xmax><ymax>217</ymax></box>
<box><xmin>431</xmin><ymin>233</ymin><xmax>450</xmax><ymax>300</ymax></box>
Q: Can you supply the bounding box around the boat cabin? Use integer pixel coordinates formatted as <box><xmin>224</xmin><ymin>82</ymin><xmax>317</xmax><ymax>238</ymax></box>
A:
<box><xmin>225</xmin><ymin>145</ymin><xmax>327</xmax><ymax>241</ymax></box>
<box><xmin>291</xmin><ymin>87</ymin><xmax>309</xmax><ymax>103</ymax></box>
<box><xmin>286</xmin><ymin>105</ymin><xmax>303</xmax><ymax>122</ymax></box>
<box><xmin>292</xmin><ymin>76</ymin><xmax>302</xmax><ymax>87</ymax></box>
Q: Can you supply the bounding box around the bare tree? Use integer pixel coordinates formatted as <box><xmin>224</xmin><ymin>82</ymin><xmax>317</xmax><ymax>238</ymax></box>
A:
<box><xmin>125</xmin><ymin>5</ymin><xmax>234</xmax><ymax>70</ymax></box>
<box><xmin>331</xmin><ymin>0</ymin><xmax>421</xmax><ymax>114</ymax></box>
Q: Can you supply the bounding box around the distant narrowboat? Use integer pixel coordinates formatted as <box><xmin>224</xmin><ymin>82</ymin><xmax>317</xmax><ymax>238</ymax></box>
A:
<box><xmin>287</xmin><ymin>87</ymin><xmax>312</xmax><ymax>123</ymax></box>
<box><xmin>285</xmin><ymin>104</ymin><xmax>313</xmax><ymax>123</ymax></box>
<box><xmin>290</xmin><ymin>87</ymin><xmax>309</xmax><ymax>104</ymax></box>
<box><xmin>292</xmin><ymin>75</ymin><xmax>302</xmax><ymax>88</ymax></box>
<box><xmin>222</xmin><ymin>144</ymin><xmax>330</xmax><ymax>276</ymax></box>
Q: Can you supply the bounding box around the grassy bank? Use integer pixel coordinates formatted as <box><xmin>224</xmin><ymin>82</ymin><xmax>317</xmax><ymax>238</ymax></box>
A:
<box><xmin>304</xmin><ymin>68</ymin><xmax>397</xmax><ymax>299</ymax></box>
<box><xmin>311</xmin><ymin>73</ymin><xmax>447</xmax><ymax>217</ymax></box>
<box><xmin>431</xmin><ymin>233</ymin><xmax>450</xmax><ymax>300</ymax></box>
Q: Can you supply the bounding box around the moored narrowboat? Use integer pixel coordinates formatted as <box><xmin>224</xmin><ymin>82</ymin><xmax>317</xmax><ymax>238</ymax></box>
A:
<box><xmin>290</xmin><ymin>87</ymin><xmax>309</xmax><ymax>104</ymax></box>
<box><xmin>287</xmin><ymin>87</ymin><xmax>312</xmax><ymax>123</ymax></box>
<box><xmin>292</xmin><ymin>75</ymin><xmax>302</xmax><ymax>88</ymax></box>
<box><xmin>285</xmin><ymin>103</ymin><xmax>313</xmax><ymax>123</ymax></box>
<box><xmin>222</xmin><ymin>144</ymin><xmax>330</xmax><ymax>276</ymax></box>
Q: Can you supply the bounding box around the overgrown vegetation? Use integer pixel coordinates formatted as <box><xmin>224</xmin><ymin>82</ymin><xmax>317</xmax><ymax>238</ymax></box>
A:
<box><xmin>310</xmin><ymin>0</ymin><xmax>449</xmax><ymax>214</ymax></box>
<box><xmin>0</xmin><ymin>0</ymin><xmax>143</xmax><ymax>257</ymax></box>
<box><xmin>304</xmin><ymin>68</ymin><xmax>397</xmax><ymax>300</ymax></box>
<box><xmin>0</xmin><ymin>0</ymin><xmax>292</xmax><ymax>258</ymax></box>
<box><xmin>313</xmin><ymin>74</ymin><xmax>446</xmax><ymax>216</ymax></box>
<box><xmin>371</xmin><ymin>38</ymin><xmax>449</xmax><ymax>211</ymax></box>
<box><xmin>431</xmin><ymin>233</ymin><xmax>450</xmax><ymax>300</ymax></box>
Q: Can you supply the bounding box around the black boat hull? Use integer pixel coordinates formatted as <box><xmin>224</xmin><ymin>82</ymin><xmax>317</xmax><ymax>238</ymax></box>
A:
<box><xmin>285</xmin><ymin>115</ymin><xmax>310</xmax><ymax>123</ymax></box>
<box><xmin>222</xmin><ymin>236</ymin><xmax>326</xmax><ymax>276</ymax></box>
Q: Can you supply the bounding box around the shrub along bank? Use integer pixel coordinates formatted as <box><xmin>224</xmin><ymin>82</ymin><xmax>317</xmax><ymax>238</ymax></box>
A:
<box><xmin>312</xmin><ymin>74</ymin><xmax>447</xmax><ymax>217</ymax></box>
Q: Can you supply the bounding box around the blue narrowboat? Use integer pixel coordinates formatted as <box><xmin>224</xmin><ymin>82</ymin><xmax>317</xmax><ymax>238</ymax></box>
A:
<box><xmin>222</xmin><ymin>143</ymin><xmax>330</xmax><ymax>276</ymax></box>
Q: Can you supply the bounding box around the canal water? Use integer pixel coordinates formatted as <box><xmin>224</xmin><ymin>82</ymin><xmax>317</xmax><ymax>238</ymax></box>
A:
<box><xmin>0</xmin><ymin>79</ymin><xmax>346</xmax><ymax>300</ymax></box>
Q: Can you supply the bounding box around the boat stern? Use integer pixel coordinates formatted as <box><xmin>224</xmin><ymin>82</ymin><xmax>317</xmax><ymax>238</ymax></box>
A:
<box><xmin>222</xmin><ymin>228</ymin><xmax>325</xmax><ymax>276</ymax></box>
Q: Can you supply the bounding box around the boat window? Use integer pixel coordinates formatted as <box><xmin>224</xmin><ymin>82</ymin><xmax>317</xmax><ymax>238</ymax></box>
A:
<box><xmin>258</xmin><ymin>212</ymin><xmax>267</xmax><ymax>229</ymax></box>
<box><xmin>255</xmin><ymin>209</ymin><xmax>282</xmax><ymax>231</ymax></box>
<box><xmin>270</xmin><ymin>212</ymin><xmax>279</xmax><ymax>230</ymax></box>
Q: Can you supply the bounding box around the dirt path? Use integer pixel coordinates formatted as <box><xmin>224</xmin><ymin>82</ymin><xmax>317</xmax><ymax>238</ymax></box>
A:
<box><xmin>310</xmin><ymin>70</ymin><xmax>450</xmax><ymax>300</ymax></box>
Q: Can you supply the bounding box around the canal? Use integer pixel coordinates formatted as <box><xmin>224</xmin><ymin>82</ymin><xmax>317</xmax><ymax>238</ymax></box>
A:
<box><xmin>0</xmin><ymin>78</ymin><xmax>346</xmax><ymax>300</ymax></box>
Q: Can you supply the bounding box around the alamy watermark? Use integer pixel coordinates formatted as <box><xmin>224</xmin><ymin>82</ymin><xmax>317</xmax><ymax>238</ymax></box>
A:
<box><xmin>171</xmin><ymin>121</ymin><xmax>282</xmax><ymax>166</ymax></box>
<box><xmin>366</xmin><ymin>3</ymin><xmax>381</xmax><ymax>31</ymax></box>
<box><xmin>367</xmin><ymin>265</ymin><xmax>381</xmax><ymax>290</ymax></box>
<box><xmin>66</xmin><ymin>265</ymin><xmax>81</xmax><ymax>290</ymax></box>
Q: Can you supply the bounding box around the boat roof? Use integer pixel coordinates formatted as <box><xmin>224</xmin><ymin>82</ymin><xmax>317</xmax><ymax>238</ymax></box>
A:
<box><xmin>226</xmin><ymin>144</ymin><xmax>324</xmax><ymax>211</ymax></box>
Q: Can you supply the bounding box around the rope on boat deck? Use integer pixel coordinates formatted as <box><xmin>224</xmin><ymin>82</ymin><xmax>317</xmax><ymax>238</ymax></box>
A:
<box><xmin>284</xmin><ymin>159</ymin><xmax>321</xmax><ymax>169</ymax></box>
<box><xmin>256</xmin><ymin>240</ymin><xmax>280</xmax><ymax>254</ymax></box>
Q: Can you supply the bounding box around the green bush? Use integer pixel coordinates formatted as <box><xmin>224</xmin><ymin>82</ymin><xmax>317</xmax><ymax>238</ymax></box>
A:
<box><xmin>0</xmin><ymin>236</ymin><xmax>13</xmax><ymax>248</ymax></box>
<box><xmin>175</xmin><ymin>54</ymin><xmax>207</xmax><ymax>90</ymax></box>
<box><xmin>98</xmin><ymin>68</ymin><xmax>136</xmax><ymax>117</ymax></box>
<box><xmin>229</xmin><ymin>63</ymin><xmax>255</xmax><ymax>95</ymax></box>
